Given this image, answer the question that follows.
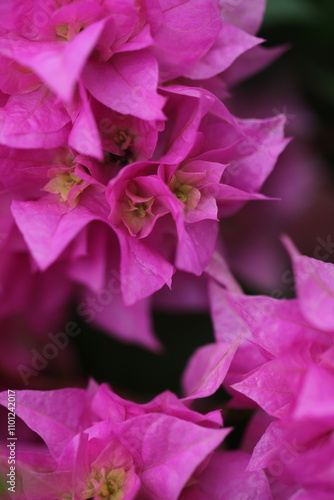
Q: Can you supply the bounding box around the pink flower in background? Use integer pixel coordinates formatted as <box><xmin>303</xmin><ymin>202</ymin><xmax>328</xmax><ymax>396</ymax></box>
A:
<box><xmin>0</xmin><ymin>196</ymin><xmax>80</xmax><ymax>386</ymax></box>
<box><xmin>219</xmin><ymin>72</ymin><xmax>331</xmax><ymax>293</ymax></box>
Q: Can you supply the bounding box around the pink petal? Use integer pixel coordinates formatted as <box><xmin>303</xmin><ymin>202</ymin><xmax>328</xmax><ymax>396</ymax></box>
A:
<box><xmin>221</xmin><ymin>0</ymin><xmax>266</xmax><ymax>34</ymax></box>
<box><xmin>152</xmin><ymin>0</ymin><xmax>221</xmax><ymax>81</ymax></box>
<box><xmin>157</xmin><ymin>86</ymin><xmax>216</xmax><ymax>163</ymax></box>
<box><xmin>0</xmin><ymin>389</ymin><xmax>87</xmax><ymax>459</ymax></box>
<box><xmin>222</xmin><ymin>115</ymin><xmax>289</xmax><ymax>193</ymax></box>
<box><xmin>283</xmin><ymin>235</ymin><xmax>334</xmax><ymax>333</ymax></box>
<box><xmin>205</xmin><ymin>250</ymin><xmax>243</xmax><ymax>293</ymax></box>
<box><xmin>0</xmin><ymin>55</ymin><xmax>41</xmax><ymax>94</ymax></box>
<box><xmin>83</xmin><ymin>51</ymin><xmax>166</xmax><ymax>121</ymax></box>
<box><xmin>187</xmin><ymin>451</ymin><xmax>272</xmax><ymax>500</ymax></box>
<box><xmin>119</xmin><ymin>413</ymin><xmax>229</xmax><ymax>500</ymax></box>
<box><xmin>116</xmin><ymin>230</ymin><xmax>174</xmax><ymax>305</ymax></box>
<box><xmin>0</xmin><ymin>22</ymin><xmax>106</xmax><ymax>101</ymax></box>
<box><xmin>231</xmin><ymin>347</ymin><xmax>310</xmax><ymax>417</ymax></box>
<box><xmin>292</xmin><ymin>365</ymin><xmax>334</xmax><ymax>424</ymax></box>
<box><xmin>209</xmin><ymin>281</ymin><xmax>331</xmax><ymax>355</ymax></box>
<box><xmin>223</xmin><ymin>44</ymin><xmax>287</xmax><ymax>87</ymax></box>
<box><xmin>11</xmin><ymin>198</ymin><xmax>100</xmax><ymax>270</ymax></box>
<box><xmin>184</xmin><ymin>24</ymin><xmax>263</xmax><ymax>80</ymax></box>
<box><xmin>68</xmin><ymin>85</ymin><xmax>103</xmax><ymax>161</ymax></box>
<box><xmin>91</xmin><ymin>291</ymin><xmax>161</xmax><ymax>351</ymax></box>
<box><xmin>247</xmin><ymin>420</ymin><xmax>283</xmax><ymax>471</ymax></box>
<box><xmin>175</xmin><ymin>219</ymin><xmax>218</xmax><ymax>276</ymax></box>
<box><xmin>182</xmin><ymin>341</ymin><xmax>240</xmax><ymax>400</ymax></box>
<box><xmin>215</xmin><ymin>183</ymin><xmax>270</xmax><ymax>217</ymax></box>
<box><xmin>0</xmin><ymin>86</ymin><xmax>70</xmax><ymax>148</ymax></box>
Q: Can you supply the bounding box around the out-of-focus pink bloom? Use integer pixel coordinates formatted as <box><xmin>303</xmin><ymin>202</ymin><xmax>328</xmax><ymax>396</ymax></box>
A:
<box><xmin>0</xmin><ymin>195</ymin><xmax>80</xmax><ymax>386</ymax></box>
<box><xmin>221</xmin><ymin>72</ymin><xmax>331</xmax><ymax>293</ymax></box>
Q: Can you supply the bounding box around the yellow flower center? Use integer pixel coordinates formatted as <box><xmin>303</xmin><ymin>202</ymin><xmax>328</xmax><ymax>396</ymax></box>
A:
<box><xmin>134</xmin><ymin>202</ymin><xmax>148</xmax><ymax>218</ymax></box>
<box><xmin>43</xmin><ymin>170</ymin><xmax>83</xmax><ymax>203</ymax></box>
<box><xmin>168</xmin><ymin>174</ymin><xmax>201</xmax><ymax>210</ymax></box>
<box><xmin>83</xmin><ymin>468</ymin><xmax>127</xmax><ymax>500</ymax></box>
<box><xmin>55</xmin><ymin>24</ymin><xmax>85</xmax><ymax>41</ymax></box>
<box><xmin>174</xmin><ymin>189</ymin><xmax>188</xmax><ymax>203</ymax></box>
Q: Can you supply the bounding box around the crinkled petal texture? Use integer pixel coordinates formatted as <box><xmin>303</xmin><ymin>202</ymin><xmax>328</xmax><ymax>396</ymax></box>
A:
<box><xmin>117</xmin><ymin>413</ymin><xmax>229</xmax><ymax>500</ymax></box>
<box><xmin>0</xmin><ymin>86</ymin><xmax>71</xmax><ymax>148</ymax></box>
<box><xmin>283</xmin><ymin>235</ymin><xmax>334</xmax><ymax>333</ymax></box>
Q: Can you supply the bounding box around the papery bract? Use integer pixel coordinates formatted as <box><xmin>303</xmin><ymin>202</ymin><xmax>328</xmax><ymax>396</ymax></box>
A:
<box><xmin>0</xmin><ymin>383</ymin><xmax>229</xmax><ymax>499</ymax></box>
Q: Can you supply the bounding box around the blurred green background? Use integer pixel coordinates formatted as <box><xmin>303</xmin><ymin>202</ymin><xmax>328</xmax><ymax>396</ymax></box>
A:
<box><xmin>263</xmin><ymin>0</ymin><xmax>334</xmax><ymax>165</ymax></box>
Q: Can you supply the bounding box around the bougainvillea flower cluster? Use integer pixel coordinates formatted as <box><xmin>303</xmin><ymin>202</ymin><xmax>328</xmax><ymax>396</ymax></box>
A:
<box><xmin>183</xmin><ymin>239</ymin><xmax>334</xmax><ymax>497</ymax></box>
<box><xmin>0</xmin><ymin>383</ymin><xmax>272</xmax><ymax>499</ymax></box>
<box><xmin>0</xmin><ymin>0</ymin><xmax>287</xmax><ymax>351</ymax></box>
<box><xmin>0</xmin><ymin>0</ymin><xmax>332</xmax><ymax>498</ymax></box>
